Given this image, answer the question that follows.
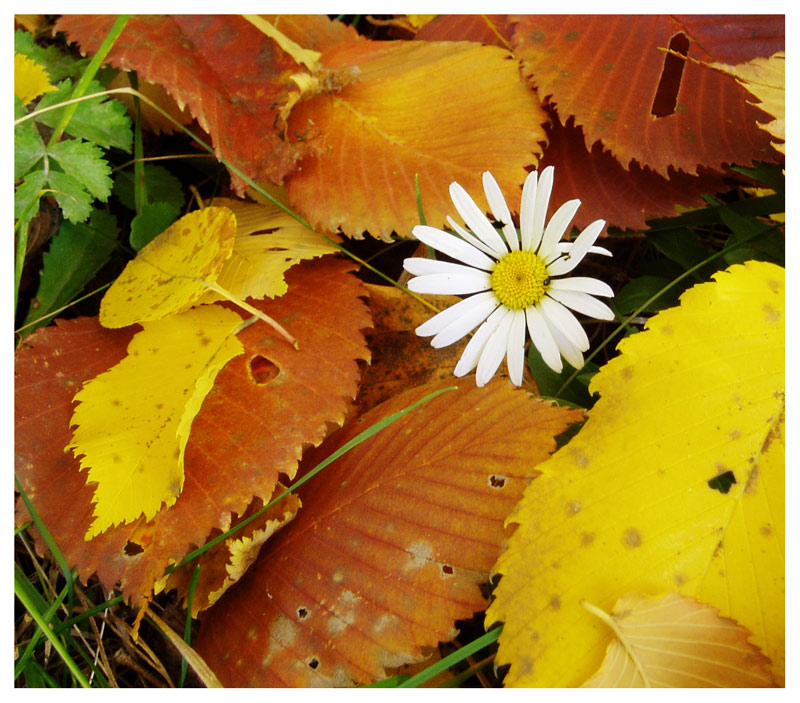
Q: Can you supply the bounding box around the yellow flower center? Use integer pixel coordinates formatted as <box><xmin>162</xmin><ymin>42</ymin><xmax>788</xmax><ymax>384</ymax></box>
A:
<box><xmin>491</xmin><ymin>250</ymin><xmax>550</xmax><ymax>310</ymax></box>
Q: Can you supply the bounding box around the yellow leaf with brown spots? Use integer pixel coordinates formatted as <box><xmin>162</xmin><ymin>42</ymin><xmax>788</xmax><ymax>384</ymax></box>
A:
<box><xmin>195</xmin><ymin>196</ymin><xmax>338</xmax><ymax>304</ymax></box>
<box><xmin>487</xmin><ymin>260</ymin><xmax>784</xmax><ymax>686</ymax></box>
<box><xmin>67</xmin><ymin>305</ymin><xmax>245</xmax><ymax>539</ymax></box>
<box><xmin>582</xmin><ymin>591</ymin><xmax>775</xmax><ymax>687</ymax></box>
<box><xmin>99</xmin><ymin>206</ymin><xmax>237</xmax><ymax>328</ymax></box>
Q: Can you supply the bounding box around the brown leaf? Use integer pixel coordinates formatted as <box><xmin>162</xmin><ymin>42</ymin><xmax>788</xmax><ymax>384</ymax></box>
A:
<box><xmin>673</xmin><ymin>15</ymin><xmax>784</xmax><ymax>64</ymax></box>
<box><xmin>354</xmin><ymin>284</ymin><xmax>467</xmax><ymax>415</ymax></box>
<box><xmin>194</xmin><ymin>379</ymin><xmax>583</xmax><ymax>686</ymax></box>
<box><xmin>15</xmin><ymin>258</ymin><xmax>371</xmax><ymax>602</ymax></box>
<box><xmin>286</xmin><ymin>39</ymin><xmax>547</xmax><ymax>240</ymax></box>
<box><xmin>582</xmin><ymin>592</ymin><xmax>775</xmax><ymax>687</ymax></box>
<box><xmin>511</xmin><ymin>15</ymin><xmax>778</xmax><ymax>175</ymax></box>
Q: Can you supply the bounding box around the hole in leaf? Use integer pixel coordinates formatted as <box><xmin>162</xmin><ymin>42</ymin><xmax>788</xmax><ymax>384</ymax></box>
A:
<box><xmin>708</xmin><ymin>470</ymin><xmax>737</xmax><ymax>494</ymax></box>
<box><xmin>441</xmin><ymin>564</ymin><xmax>454</xmax><ymax>575</ymax></box>
<box><xmin>308</xmin><ymin>657</ymin><xmax>319</xmax><ymax>670</ymax></box>
<box><xmin>297</xmin><ymin>607</ymin><xmax>309</xmax><ymax>620</ymax></box>
<box><xmin>124</xmin><ymin>541</ymin><xmax>144</xmax><ymax>556</ymax></box>
<box><xmin>488</xmin><ymin>475</ymin><xmax>506</xmax><ymax>489</ymax></box>
<box><xmin>250</xmin><ymin>355</ymin><xmax>279</xmax><ymax>384</ymax></box>
<box><xmin>651</xmin><ymin>32</ymin><xmax>690</xmax><ymax>118</ymax></box>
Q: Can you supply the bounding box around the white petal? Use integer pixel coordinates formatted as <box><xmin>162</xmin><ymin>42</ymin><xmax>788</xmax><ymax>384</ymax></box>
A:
<box><xmin>431</xmin><ymin>295</ymin><xmax>500</xmax><ymax>348</ymax></box>
<box><xmin>547</xmin><ymin>219</ymin><xmax>605</xmax><ymax>275</ymax></box>
<box><xmin>519</xmin><ymin>170</ymin><xmax>538</xmax><ymax>251</ymax></box>
<box><xmin>525</xmin><ymin>305</ymin><xmax>562</xmax><ymax>373</ymax></box>
<box><xmin>415</xmin><ymin>290</ymin><xmax>497</xmax><ymax>338</ymax></box>
<box><xmin>554</xmin><ymin>242</ymin><xmax>612</xmax><ymax>258</ymax></box>
<box><xmin>539</xmin><ymin>296</ymin><xmax>589</xmax><ymax>351</ymax></box>
<box><xmin>547</xmin><ymin>289</ymin><xmax>615</xmax><ymax>321</ymax></box>
<box><xmin>446</xmin><ymin>216</ymin><xmax>497</xmax><ymax>258</ymax></box>
<box><xmin>454</xmin><ymin>306</ymin><xmax>508</xmax><ymax>379</ymax></box>
<box><xmin>482</xmin><ymin>171</ymin><xmax>519</xmax><ymax>251</ymax></box>
<box><xmin>412</xmin><ymin>225</ymin><xmax>495</xmax><ymax>270</ymax></box>
<box><xmin>537</xmin><ymin>199</ymin><xmax>580</xmax><ymax>260</ymax></box>
<box><xmin>549</xmin><ymin>276</ymin><xmax>614</xmax><ymax>297</ymax></box>
<box><xmin>449</xmin><ymin>181</ymin><xmax>508</xmax><ymax>257</ymax></box>
<box><xmin>476</xmin><ymin>309</ymin><xmax>515</xmax><ymax>387</ymax></box>
<box><xmin>404</xmin><ymin>257</ymin><xmax>481</xmax><ymax>277</ymax></box>
<box><xmin>505</xmin><ymin>310</ymin><xmax>526</xmax><ymax>386</ymax></box>
<box><xmin>530</xmin><ymin>166</ymin><xmax>554</xmax><ymax>253</ymax></box>
<box><xmin>546</xmin><ymin>318</ymin><xmax>585</xmax><ymax>370</ymax></box>
<box><xmin>407</xmin><ymin>269</ymin><xmax>492</xmax><ymax>296</ymax></box>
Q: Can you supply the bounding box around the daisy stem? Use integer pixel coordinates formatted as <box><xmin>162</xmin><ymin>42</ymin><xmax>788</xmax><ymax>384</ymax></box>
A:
<box><xmin>554</xmin><ymin>225</ymin><xmax>783</xmax><ymax>398</ymax></box>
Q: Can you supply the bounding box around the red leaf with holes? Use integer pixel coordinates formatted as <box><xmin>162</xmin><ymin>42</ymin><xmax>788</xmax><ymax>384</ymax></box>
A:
<box><xmin>55</xmin><ymin>15</ymin><xmax>309</xmax><ymax>192</ymax></box>
<box><xmin>539</xmin><ymin>111</ymin><xmax>731</xmax><ymax>231</ymax></box>
<box><xmin>194</xmin><ymin>379</ymin><xmax>583</xmax><ymax>686</ymax></box>
<box><xmin>15</xmin><ymin>258</ymin><xmax>371</xmax><ymax>601</ymax></box>
<box><xmin>510</xmin><ymin>15</ymin><xmax>781</xmax><ymax>176</ymax></box>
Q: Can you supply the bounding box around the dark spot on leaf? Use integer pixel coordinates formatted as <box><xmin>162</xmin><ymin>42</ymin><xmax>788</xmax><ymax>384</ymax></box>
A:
<box><xmin>762</xmin><ymin>303</ymin><xmax>780</xmax><ymax>323</ymax></box>
<box><xmin>111</xmin><ymin>399</ymin><xmax>121</xmax><ymax>406</ymax></box>
<box><xmin>566</xmin><ymin>500</ymin><xmax>581</xmax><ymax>516</ymax></box>
<box><xmin>602</xmin><ymin>62</ymin><xmax>614</xmax><ymax>72</ymax></box>
<box><xmin>652</xmin><ymin>32</ymin><xmax>690</xmax><ymax>117</ymax></box>
<box><xmin>488</xmin><ymin>474</ymin><xmax>506</xmax><ymax>489</ymax></box>
<box><xmin>308</xmin><ymin>657</ymin><xmax>319</xmax><ymax>670</ymax></box>
<box><xmin>124</xmin><ymin>541</ymin><xmax>144</xmax><ymax>556</ymax></box>
<box><xmin>112</xmin><ymin>453</ymin><xmax>122</xmax><ymax>464</ymax></box>
<box><xmin>529</xmin><ymin>30</ymin><xmax>546</xmax><ymax>44</ymax></box>
<box><xmin>199</xmin><ymin>335</ymin><xmax>212</xmax><ymax>347</ymax></box>
<box><xmin>564</xmin><ymin>30</ymin><xmax>580</xmax><ymax>41</ymax></box>
<box><xmin>297</xmin><ymin>607</ymin><xmax>309</xmax><ymax>620</ymax></box>
<box><xmin>760</xmin><ymin>524</ymin><xmax>772</xmax><ymax>536</ymax></box>
<box><xmin>581</xmin><ymin>531</ymin><xmax>595</xmax><ymax>546</ymax></box>
<box><xmin>250</xmin><ymin>355</ymin><xmax>279</xmax><ymax>384</ymax></box>
<box><xmin>549</xmin><ymin>596</ymin><xmax>561</xmax><ymax>610</ymax></box>
<box><xmin>623</xmin><ymin>527</ymin><xmax>642</xmax><ymax>549</ymax></box>
<box><xmin>674</xmin><ymin>572</ymin><xmax>687</xmax><ymax>586</ymax></box>
<box><xmin>708</xmin><ymin>470</ymin><xmax>737</xmax><ymax>494</ymax></box>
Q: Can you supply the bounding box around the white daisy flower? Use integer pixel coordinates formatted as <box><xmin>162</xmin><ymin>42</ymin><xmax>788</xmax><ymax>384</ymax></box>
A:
<box><xmin>403</xmin><ymin>167</ymin><xmax>614</xmax><ymax>387</ymax></box>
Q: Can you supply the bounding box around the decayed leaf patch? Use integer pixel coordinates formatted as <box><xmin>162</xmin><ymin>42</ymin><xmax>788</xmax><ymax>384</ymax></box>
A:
<box><xmin>194</xmin><ymin>379</ymin><xmax>584</xmax><ymax>687</ymax></box>
<box><xmin>15</xmin><ymin>258</ymin><xmax>371</xmax><ymax>602</ymax></box>
<box><xmin>487</xmin><ymin>261</ymin><xmax>784</xmax><ymax>686</ymax></box>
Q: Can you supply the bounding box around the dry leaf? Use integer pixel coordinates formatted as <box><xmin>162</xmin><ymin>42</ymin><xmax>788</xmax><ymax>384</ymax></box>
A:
<box><xmin>582</xmin><ymin>592</ymin><xmax>774</xmax><ymax>687</ymax></box>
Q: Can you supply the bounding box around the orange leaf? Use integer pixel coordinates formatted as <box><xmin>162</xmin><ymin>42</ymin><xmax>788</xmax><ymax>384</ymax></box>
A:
<box><xmin>15</xmin><ymin>258</ymin><xmax>371</xmax><ymax>602</ymax></box>
<box><xmin>414</xmin><ymin>14</ymin><xmax>512</xmax><ymax>46</ymax></box>
<box><xmin>55</xmin><ymin>15</ymin><xmax>307</xmax><ymax>191</ymax></box>
<box><xmin>511</xmin><ymin>15</ymin><xmax>779</xmax><ymax>175</ymax></box>
<box><xmin>194</xmin><ymin>379</ymin><xmax>583</xmax><ymax>686</ymax></box>
<box><xmin>582</xmin><ymin>592</ymin><xmax>775</xmax><ymax>687</ymax></box>
<box><xmin>286</xmin><ymin>39</ymin><xmax>547</xmax><ymax>240</ymax></box>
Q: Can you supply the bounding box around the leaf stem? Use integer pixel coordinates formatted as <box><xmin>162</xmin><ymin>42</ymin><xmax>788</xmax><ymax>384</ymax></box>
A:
<box><xmin>200</xmin><ymin>280</ymin><xmax>298</xmax><ymax>349</ymax></box>
<box><xmin>582</xmin><ymin>600</ymin><xmax>650</xmax><ymax>687</ymax></box>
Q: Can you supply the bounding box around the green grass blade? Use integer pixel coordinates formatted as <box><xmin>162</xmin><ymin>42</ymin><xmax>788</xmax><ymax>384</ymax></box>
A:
<box><xmin>14</xmin><ymin>568</ymin><xmax>91</xmax><ymax>688</ymax></box>
<box><xmin>398</xmin><ymin>625</ymin><xmax>502</xmax><ymax>688</ymax></box>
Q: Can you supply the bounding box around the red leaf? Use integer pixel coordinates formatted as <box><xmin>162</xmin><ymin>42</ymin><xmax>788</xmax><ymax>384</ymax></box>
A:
<box><xmin>511</xmin><ymin>15</ymin><xmax>778</xmax><ymax>175</ymax></box>
<box><xmin>56</xmin><ymin>15</ymin><xmax>306</xmax><ymax>191</ymax></box>
<box><xmin>414</xmin><ymin>14</ymin><xmax>512</xmax><ymax>46</ymax></box>
<box><xmin>194</xmin><ymin>380</ymin><xmax>583</xmax><ymax>686</ymax></box>
<box><xmin>674</xmin><ymin>15</ymin><xmax>784</xmax><ymax>64</ymax></box>
<box><xmin>540</xmin><ymin>111</ymin><xmax>731</xmax><ymax>232</ymax></box>
<box><xmin>15</xmin><ymin>258</ymin><xmax>371</xmax><ymax>601</ymax></box>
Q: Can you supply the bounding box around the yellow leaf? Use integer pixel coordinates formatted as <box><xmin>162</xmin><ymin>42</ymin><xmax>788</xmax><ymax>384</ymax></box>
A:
<box><xmin>100</xmin><ymin>207</ymin><xmax>237</xmax><ymax>328</ymax></box>
<box><xmin>711</xmin><ymin>52</ymin><xmax>785</xmax><ymax>154</ymax></box>
<box><xmin>67</xmin><ymin>305</ymin><xmax>245</xmax><ymax>539</ymax></box>
<box><xmin>196</xmin><ymin>197</ymin><xmax>337</xmax><ymax>303</ymax></box>
<box><xmin>582</xmin><ymin>592</ymin><xmax>775</xmax><ymax>687</ymax></box>
<box><xmin>487</xmin><ymin>261</ymin><xmax>784</xmax><ymax>686</ymax></box>
<box><xmin>15</xmin><ymin>52</ymin><xmax>56</xmax><ymax>105</ymax></box>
